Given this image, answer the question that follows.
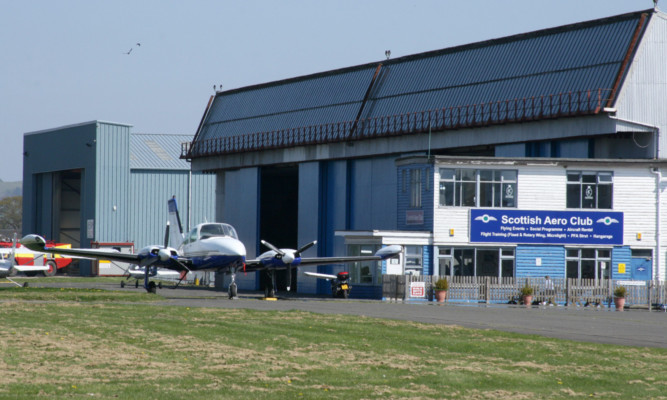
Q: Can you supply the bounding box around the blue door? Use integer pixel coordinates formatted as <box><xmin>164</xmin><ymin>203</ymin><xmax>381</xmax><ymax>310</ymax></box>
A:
<box><xmin>630</xmin><ymin>257</ymin><xmax>652</xmax><ymax>280</ymax></box>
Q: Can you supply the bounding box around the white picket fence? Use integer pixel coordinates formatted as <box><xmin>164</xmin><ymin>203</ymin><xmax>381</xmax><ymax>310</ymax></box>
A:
<box><xmin>382</xmin><ymin>275</ymin><xmax>667</xmax><ymax>309</ymax></box>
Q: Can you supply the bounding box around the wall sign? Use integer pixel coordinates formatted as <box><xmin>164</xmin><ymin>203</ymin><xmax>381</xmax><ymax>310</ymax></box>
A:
<box><xmin>470</xmin><ymin>209</ymin><xmax>623</xmax><ymax>245</ymax></box>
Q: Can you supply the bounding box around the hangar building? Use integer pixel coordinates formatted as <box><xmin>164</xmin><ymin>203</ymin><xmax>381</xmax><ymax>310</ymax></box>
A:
<box><xmin>23</xmin><ymin>121</ymin><xmax>215</xmax><ymax>275</ymax></box>
<box><xmin>186</xmin><ymin>9</ymin><xmax>667</xmax><ymax>297</ymax></box>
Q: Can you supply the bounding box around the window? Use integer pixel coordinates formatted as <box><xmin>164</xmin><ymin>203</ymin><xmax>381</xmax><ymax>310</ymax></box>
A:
<box><xmin>348</xmin><ymin>244</ymin><xmax>382</xmax><ymax>285</ymax></box>
<box><xmin>566</xmin><ymin>171</ymin><xmax>612</xmax><ymax>209</ymax></box>
<box><xmin>410</xmin><ymin>169</ymin><xmax>421</xmax><ymax>208</ymax></box>
<box><xmin>439</xmin><ymin>168</ymin><xmax>517</xmax><ymax>208</ymax></box>
<box><xmin>405</xmin><ymin>245</ymin><xmax>423</xmax><ymax>275</ymax></box>
<box><xmin>566</xmin><ymin>248</ymin><xmax>611</xmax><ymax>280</ymax></box>
<box><xmin>437</xmin><ymin>247</ymin><xmax>515</xmax><ymax>278</ymax></box>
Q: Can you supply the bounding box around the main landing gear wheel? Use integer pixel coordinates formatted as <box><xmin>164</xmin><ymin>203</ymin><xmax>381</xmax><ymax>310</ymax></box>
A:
<box><xmin>44</xmin><ymin>261</ymin><xmax>58</xmax><ymax>277</ymax></box>
<box><xmin>228</xmin><ymin>282</ymin><xmax>238</xmax><ymax>299</ymax></box>
<box><xmin>147</xmin><ymin>281</ymin><xmax>157</xmax><ymax>294</ymax></box>
<box><xmin>120</xmin><ymin>281</ymin><xmax>125</xmax><ymax>288</ymax></box>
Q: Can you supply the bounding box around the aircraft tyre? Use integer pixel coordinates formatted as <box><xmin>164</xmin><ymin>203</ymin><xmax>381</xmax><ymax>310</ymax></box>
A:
<box><xmin>147</xmin><ymin>281</ymin><xmax>157</xmax><ymax>294</ymax></box>
<box><xmin>44</xmin><ymin>261</ymin><xmax>58</xmax><ymax>277</ymax></box>
<box><xmin>228</xmin><ymin>282</ymin><xmax>238</xmax><ymax>299</ymax></box>
<box><xmin>120</xmin><ymin>281</ymin><xmax>125</xmax><ymax>288</ymax></box>
<box><xmin>135</xmin><ymin>280</ymin><xmax>139</xmax><ymax>288</ymax></box>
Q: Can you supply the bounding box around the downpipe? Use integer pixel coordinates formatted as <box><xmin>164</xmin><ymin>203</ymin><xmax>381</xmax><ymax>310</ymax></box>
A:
<box><xmin>649</xmin><ymin>168</ymin><xmax>667</xmax><ymax>282</ymax></box>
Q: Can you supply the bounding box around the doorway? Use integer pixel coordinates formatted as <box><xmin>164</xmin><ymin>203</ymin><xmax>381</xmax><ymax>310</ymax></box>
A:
<box><xmin>259</xmin><ymin>165</ymin><xmax>298</xmax><ymax>291</ymax></box>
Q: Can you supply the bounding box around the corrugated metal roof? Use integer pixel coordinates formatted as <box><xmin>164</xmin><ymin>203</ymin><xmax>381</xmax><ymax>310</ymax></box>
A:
<box><xmin>130</xmin><ymin>134</ymin><xmax>192</xmax><ymax>170</ymax></box>
<box><xmin>193</xmin><ymin>9</ymin><xmax>652</xmax><ymax>148</ymax></box>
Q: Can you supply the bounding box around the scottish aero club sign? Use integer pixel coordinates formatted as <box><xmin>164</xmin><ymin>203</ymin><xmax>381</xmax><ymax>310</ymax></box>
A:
<box><xmin>470</xmin><ymin>209</ymin><xmax>623</xmax><ymax>245</ymax></box>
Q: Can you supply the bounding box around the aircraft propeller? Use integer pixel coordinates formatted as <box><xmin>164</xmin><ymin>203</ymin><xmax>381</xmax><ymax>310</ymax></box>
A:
<box><xmin>260</xmin><ymin>239</ymin><xmax>317</xmax><ymax>293</ymax></box>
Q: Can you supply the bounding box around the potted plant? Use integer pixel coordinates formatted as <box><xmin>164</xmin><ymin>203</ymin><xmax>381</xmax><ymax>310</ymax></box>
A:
<box><xmin>613</xmin><ymin>286</ymin><xmax>626</xmax><ymax>311</ymax></box>
<box><xmin>434</xmin><ymin>277</ymin><xmax>449</xmax><ymax>302</ymax></box>
<box><xmin>519</xmin><ymin>282</ymin><xmax>534</xmax><ymax>306</ymax></box>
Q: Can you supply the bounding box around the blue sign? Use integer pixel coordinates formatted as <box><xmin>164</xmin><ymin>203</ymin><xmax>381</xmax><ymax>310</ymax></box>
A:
<box><xmin>470</xmin><ymin>209</ymin><xmax>623</xmax><ymax>245</ymax></box>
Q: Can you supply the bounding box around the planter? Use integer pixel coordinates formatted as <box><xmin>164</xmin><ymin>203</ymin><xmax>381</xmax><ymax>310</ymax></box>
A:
<box><xmin>522</xmin><ymin>295</ymin><xmax>533</xmax><ymax>306</ymax></box>
<box><xmin>435</xmin><ymin>290</ymin><xmax>447</xmax><ymax>303</ymax></box>
<box><xmin>614</xmin><ymin>297</ymin><xmax>625</xmax><ymax>311</ymax></box>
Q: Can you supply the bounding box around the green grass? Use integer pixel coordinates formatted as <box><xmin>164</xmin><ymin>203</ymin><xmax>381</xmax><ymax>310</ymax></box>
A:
<box><xmin>0</xmin><ymin>290</ymin><xmax>665</xmax><ymax>399</ymax></box>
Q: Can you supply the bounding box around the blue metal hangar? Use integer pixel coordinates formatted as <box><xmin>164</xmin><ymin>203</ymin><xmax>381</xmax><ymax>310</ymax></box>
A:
<box><xmin>184</xmin><ymin>9</ymin><xmax>667</xmax><ymax>298</ymax></box>
<box><xmin>22</xmin><ymin>121</ymin><xmax>215</xmax><ymax>275</ymax></box>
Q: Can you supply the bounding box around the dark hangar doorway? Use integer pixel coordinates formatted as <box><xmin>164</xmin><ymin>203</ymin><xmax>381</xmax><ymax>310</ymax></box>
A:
<box><xmin>259</xmin><ymin>165</ymin><xmax>299</xmax><ymax>292</ymax></box>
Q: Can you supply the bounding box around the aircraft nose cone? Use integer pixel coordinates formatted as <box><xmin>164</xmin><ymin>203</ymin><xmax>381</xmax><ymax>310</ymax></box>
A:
<box><xmin>282</xmin><ymin>251</ymin><xmax>295</xmax><ymax>264</ymax></box>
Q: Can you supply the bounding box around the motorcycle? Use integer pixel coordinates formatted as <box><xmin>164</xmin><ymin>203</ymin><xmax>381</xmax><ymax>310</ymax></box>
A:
<box><xmin>304</xmin><ymin>271</ymin><xmax>352</xmax><ymax>298</ymax></box>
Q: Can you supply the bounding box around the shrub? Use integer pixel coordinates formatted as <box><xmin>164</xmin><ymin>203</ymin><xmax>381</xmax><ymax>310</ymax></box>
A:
<box><xmin>434</xmin><ymin>277</ymin><xmax>449</xmax><ymax>291</ymax></box>
<box><xmin>613</xmin><ymin>286</ymin><xmax>627</xmax><ymax>298</ymax></box>
<box><xmin>519</xmin><ymin>283</ymin><xmax>534</xmax><ymax>297</ymax></box>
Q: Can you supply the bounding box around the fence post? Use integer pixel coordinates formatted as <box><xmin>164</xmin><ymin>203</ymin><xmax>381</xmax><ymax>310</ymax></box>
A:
<box><xmin>485</xmin><ymin>278</ymin><xmax>491</xmax><ymax>304</ymax></box>
<box><xmin>566</xmin><ymin>279</ymin><xmax>571</xmax><ymax>305</ymax></box>
<box><xmin>648</xmin><ymin>281</ymin><xmax>653</xmax><ymax>312</ymax></box>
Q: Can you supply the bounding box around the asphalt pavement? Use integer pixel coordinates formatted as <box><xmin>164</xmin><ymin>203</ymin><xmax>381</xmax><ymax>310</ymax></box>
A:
<box><xmin>16</xmin><ymin>278</ymin><xmax>667</xmax><ymax>348</ymax></box>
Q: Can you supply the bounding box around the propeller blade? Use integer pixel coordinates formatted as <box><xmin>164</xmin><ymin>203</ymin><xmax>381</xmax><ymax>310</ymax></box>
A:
<box><xmin>295</xmin><ymin>240</ymin><xmax>317</xmax><ymax>257</ymax></box>
<box><xmin>286</xmin><ymin>266</ymin><xmax>292</xmax><ymax>292</ymax></box>
<box><xmin>163</xmin><ymin>221</ymin><xmax>170</xmax><ymax>248</ymax></box>
<box><xmin>260</xmin><ymin>240</ymin><xmax>284</xmax><ymax>257</ymax></box>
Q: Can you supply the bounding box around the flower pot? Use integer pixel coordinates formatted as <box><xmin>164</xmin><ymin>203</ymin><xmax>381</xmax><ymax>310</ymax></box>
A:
<box><xmin>522</xmin><ymin>295</ymin><xmax>533</xmax><ymax>306</ymax></box>
<box><xmin>614</xmin><ymin>297</ymin><xmax>625</xmax><ymax>311</ymax></box>
<box><xmin>435</xmin><ymin>290</ymin><xmax>447</xmax><ymax>303</ymax></box>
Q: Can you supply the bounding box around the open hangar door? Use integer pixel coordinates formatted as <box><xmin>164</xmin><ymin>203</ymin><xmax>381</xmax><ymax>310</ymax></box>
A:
<box><xmin>259</xmin><ymin>165</ymin><xmax>298</xmax><ymax>292</ymax></box>
<box><xmin>51</xmin><ymin>170</ymin><xmax>83</xmax><ymax>274</ymax></box>
<box><xmin>53</xmin><ymin>170</ymin><xmax>82</xmax><ymax>247</ymax></box>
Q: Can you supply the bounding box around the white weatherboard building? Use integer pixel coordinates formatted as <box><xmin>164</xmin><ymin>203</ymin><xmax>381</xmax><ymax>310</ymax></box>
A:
<box><xmin>390</xmin><ymin>156</ymin><xmax>666</xmax><ymax>282</ymax></box>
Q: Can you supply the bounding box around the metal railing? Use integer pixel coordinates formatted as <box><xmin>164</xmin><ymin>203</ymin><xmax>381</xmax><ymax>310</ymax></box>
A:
<box><xmin>383</xmin><ymin>275</ymin><xmax>667</xmax><ymax>309</ymax></box>
<box><xmin>184</xmin><ymin>88</ymin><xmax>613</xmax><ymax>159</ymax></box>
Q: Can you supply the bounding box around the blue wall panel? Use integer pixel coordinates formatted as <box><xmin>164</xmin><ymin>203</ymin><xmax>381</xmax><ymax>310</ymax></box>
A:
<box><xmin>612</xmin><ymin>246</ymin><xmax>632</xmax><ymax>280</ymax></box>
<box><xmin>516</xmin><ymin>245</ymin><xmax>565</xmax><ymax>278</ymax></box>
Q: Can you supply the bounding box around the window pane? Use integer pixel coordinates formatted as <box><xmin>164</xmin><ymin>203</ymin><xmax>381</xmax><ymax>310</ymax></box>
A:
<box><xmin>597</xmin><ymin>184</ymin><xmax>612</xmax><ymax>208</ymax></box>
<box><xmin>598</xmin><ymin>173</ymin><xmax>612</xmax><ymax>183</ymax></box>
<box><xmin>566</xmin><ymin>249</ymin><xmax>579</xmax><ymax>258</ymax></box>
<box><xmin>501</xmin><ymin>170</ymin><xmax>517</xmax><ymax>181</ymax></box>
<box><xmin>502</xmin><ymin>183</ymin><xmax>516</xmax><ymax>207</ymax></box>
<box><xmin>440</xmin><ymin>168</ymin><xmax>455</xmax><ymax>180</ymax></box>
<box><xmin>566</xmin><ymin>184</ymin><xmax>581</xmax><ymax>208</ymax></box>
<box><xmin>501</xmin><ymin>259</ymin><xmax>514</xmax><ymax>277</ymax></box>
<box><xmin>582</xmin><ymin>184</ymin><xmax>596</xmax><ymax>208</ymax></box>
<box><xmin>597</xmin><ymin>249</ymin><xmax>610</xmax><ymax>258</ymax></box>
<box><xmin>567</xmin><ymin>172</ymin><xmax>580</xmax><ymax>182</ymax></box>
<box><xmin>479</xmin><ymin>170</ymin><xmax>493</xmax><ymax>181</ymax></box>
<box><xmin>582</xmin><ymin>173</ymin><xmax>596</xmax><ymax>183</ymax></box>
<box><xmin>453</xmin><ymin>249</ymin><xmax>474</xmax><ymax>276</ymax></box>
<box><xmin>479</xmin><ymin>182</ymin><xmax>494</xmax><ymax>207</ymax></box>
<box><xmin>581</xmin><ymin>249</ymin><xmax>595</xmax><ymax>259</ymax></box>
<box><xmin>476</xmin><ymin>249</ymin><xmax>499</xmax><ymax>277</ymax></box>
<box><xmin>501</xmin><ymin>248</ymin><xmax>515</xmax><ymax>256</ymax></box>
<box><xmin>566</xmin><ymin>260</ymin><xmax>579</xmax><ymax>278</ymax></box>
<box><xmin>581</xmin><ymin>260</ymin><xmax>595</xmax><ymax>279</ymax></box>
<box><xmin>439</xmin><ymin>182</ymin><xmax>453</xmax><ymax>206</ymax></box>
<box><xmin>439</xmin><ymin>258</ymin><xmax>452</xmax><ymax>276</ymax></box>
<box><xmin>461</xmin><ymin>182</ymin><xmax>476</xmax><ymax>206</ymax></box>
<box><xmin>459</xmin><ymin>169</ymin><xmax>476</xmax><ymax>181</ymax></box>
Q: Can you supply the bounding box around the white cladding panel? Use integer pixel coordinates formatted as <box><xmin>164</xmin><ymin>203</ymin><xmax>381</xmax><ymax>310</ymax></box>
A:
<box><xmin>433</xmin><ymin>161</ymin><xmax>667</xmax><ymax>279</ymax></box>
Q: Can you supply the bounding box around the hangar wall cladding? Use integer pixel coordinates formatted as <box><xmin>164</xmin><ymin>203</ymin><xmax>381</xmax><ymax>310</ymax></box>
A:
<box><xmin>185</xmin><ymin>9</ymin><xmax>667</xmax><ymax>297</ymax></box>
<box><xmin>23</xmin><ymin>121</ymin><xmax>215</xmax><ymax>275</ymax></box>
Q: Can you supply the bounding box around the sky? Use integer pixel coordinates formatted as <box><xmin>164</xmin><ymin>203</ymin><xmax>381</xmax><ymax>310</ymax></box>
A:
<box><xmin>0</xmin><ymin>0</ymin><xmax>653</xmax><ymax>182</ymax></box>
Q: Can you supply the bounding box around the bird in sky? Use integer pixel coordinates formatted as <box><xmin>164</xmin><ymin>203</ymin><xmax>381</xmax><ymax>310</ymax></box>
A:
<box><xmin>124</xmin><ymin>43</ymin><xmax>141</xmax><ymax>55</ymax></box>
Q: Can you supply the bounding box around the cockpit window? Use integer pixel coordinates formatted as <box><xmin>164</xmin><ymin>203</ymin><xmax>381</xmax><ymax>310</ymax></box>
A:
<box><xmin>198</xmin><ymin>223</ymin><xmax>238</xmax><ymax>240</ymax></box>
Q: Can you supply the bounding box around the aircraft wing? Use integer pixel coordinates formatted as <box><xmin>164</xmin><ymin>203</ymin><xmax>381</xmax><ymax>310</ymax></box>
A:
<box><xmin>245</xmin><ymin>245</ymin><xmax>401</xmax><ymax>270</ymax></box>
<box><xmin>21</xmin><ymin>235</ymin><xmax>141</xmax><ymax>265</ymax></box>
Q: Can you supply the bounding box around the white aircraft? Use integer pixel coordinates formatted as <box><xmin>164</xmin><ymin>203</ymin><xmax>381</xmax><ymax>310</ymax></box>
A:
<box><xmin>1</xmin><ymin>234</ymin><xmax>49</xmax><ymax>286</ymax></box>
<box><xmin>21</xmin><ymin>198</ymin><xmax>402</xmax><ymax>298</ymax></box>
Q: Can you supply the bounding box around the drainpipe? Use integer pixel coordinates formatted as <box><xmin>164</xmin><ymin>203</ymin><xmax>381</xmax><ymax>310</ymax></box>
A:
<box><xmin>650</xmin><ymin>168</ymin><xmax>667</xmax><ymax>282</ymax></box>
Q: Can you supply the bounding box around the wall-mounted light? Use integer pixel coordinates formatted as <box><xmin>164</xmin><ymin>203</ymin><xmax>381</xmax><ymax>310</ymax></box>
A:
<box><xmin>449</xmin><ymin>228</ymin><xmax>454</xmax><ymax>236</ymax></box>
<box><xmin>636</xmin><ymin>232</ymin><xmax>642</xmax><ymax>240</ymax></box>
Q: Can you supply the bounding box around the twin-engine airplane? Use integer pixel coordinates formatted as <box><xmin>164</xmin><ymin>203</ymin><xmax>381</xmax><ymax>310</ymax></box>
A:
<box><xmin>21</xmin><ymin>198</ymin><xmax>401</xmax><ymax>299</ymax></box>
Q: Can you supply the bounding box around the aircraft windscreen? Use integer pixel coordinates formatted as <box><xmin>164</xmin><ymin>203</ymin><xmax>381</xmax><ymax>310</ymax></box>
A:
<box><xmin>199</xmin><ymin>223</ymin><xmax>238</xmax><ymax>239</ymax></box>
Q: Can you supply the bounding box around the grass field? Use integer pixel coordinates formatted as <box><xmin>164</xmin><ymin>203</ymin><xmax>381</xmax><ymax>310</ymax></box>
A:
<box><xmin>0</xmin><ymin>287</ymin><xmax>666</xmax><ymax>399</ymax></box>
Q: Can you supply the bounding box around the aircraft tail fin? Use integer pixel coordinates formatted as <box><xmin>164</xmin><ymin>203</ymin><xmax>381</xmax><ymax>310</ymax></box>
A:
<box><xmin>167</xmin><ymin>196</ymin><xmax>185</xmax><ymax>248</ymax></box>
